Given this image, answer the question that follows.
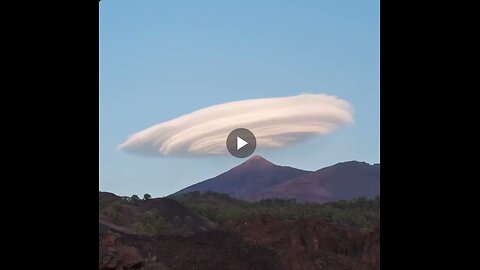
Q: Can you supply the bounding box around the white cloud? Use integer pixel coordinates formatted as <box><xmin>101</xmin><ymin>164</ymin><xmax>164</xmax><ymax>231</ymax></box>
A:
<box><xmin>118</xmin><ymin>94</ymin><xmax>353</xmax><ymax>157</ymax></box>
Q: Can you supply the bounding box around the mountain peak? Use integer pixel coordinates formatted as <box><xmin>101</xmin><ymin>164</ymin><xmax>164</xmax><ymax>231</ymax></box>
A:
<box><xmin>242</xmin><ymin>155</ymin><xmax>275</xmax><ymax>167</ymax></box>
<box><xmin>248</xmin><ymin>155</ymin><xmax>270</xmax><ymax>162</ymax></box>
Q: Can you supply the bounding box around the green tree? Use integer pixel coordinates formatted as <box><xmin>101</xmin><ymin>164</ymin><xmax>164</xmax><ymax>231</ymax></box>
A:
<box><xmin>152</xmin><ymin>216</ymin><xmax>172</xmax><ymax>234</ymax></box>
<box><xmin>130</xmin><ymin>195</ymin><xmax>140</xmax><ymax>206</ymax></box>
<box><xmin>142</xmin><ymin>209</ymin><xmax>159</xmax><ymax>223</ymax></box>
<box><xmin>144</xmin><ymin>223</ymin><xmax>157</xmax><ymax>236</ymax></box>
<box><xmin>110</xmin><ymin>211</ymin><xmax>121</xmax><ymax>225</ymax></box>
<box><xmin>171</xmin><ymin>191</ymin><xmax>379</xmax><ymax>230</ymax></box>
<box><xmin>143</xmin><ymin>193</ymin><xmax>152</xmax><ymax>200</ymax></box>
<box><xmin>133</xmin><ymin>221</ymin><xmax>145</xmax><ymax>234</ymax></box>
<box><xmin>112</xmin><ymin>201</ymin><xmax>123</xmax><ymax>212</ymax></box>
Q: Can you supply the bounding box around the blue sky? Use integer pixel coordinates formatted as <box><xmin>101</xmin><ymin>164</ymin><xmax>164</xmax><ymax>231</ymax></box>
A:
<box><xmin>99</xmin><ymin>0</ymin><xmax>379</xmax><ymax>197</ymax></box>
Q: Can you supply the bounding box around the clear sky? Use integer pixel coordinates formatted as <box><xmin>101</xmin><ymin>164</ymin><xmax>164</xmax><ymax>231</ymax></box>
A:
<box><xmin>99</xmin><ymin>0</ymin><xmax>379</xmax><ymax>197</ymax></box>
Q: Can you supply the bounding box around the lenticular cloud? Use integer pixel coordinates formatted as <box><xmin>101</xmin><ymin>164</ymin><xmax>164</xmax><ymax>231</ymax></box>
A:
<box><xmin>118</xmin><ymin>94</ymin><xmax>353</xmax><ymax>157</ymax></box>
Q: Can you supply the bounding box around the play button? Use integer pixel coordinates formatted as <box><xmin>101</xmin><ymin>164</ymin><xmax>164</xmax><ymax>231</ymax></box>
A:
<box><xmin>226</xmin><ymin>128</ymin><xmax>256</xmax><ymax>158</ymax></box>
<box><xmin>237</xmin><ymin>137</ymin><xmax>248</xmax><ymax>150</ymax></box>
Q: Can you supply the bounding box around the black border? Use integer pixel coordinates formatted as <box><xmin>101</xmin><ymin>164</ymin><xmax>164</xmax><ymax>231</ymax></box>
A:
<box><xmin>379</xmin><ymin>1</ymin><xmax>442</xmax><ymax>268</ymax></box>
<box><xmin>14</xmin><ymin>1</ymin><xmax>100</xmax><ymax>268</ymax></box>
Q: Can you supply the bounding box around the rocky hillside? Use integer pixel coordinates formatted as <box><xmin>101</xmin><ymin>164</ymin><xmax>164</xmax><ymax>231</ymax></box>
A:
<box><xmin>99</xmin><ymin>191</ymin><xmax>380</xmax><ymax>270</ymax></box>
<box><xmin>100</xmin><ymin>216</ymin><xmax>379</xmax><ymax>270</ymax></box>
<box><xmin>99</xmin><ymin>192</ymin><xmax>214</xmax><ymax>236</ymax></box>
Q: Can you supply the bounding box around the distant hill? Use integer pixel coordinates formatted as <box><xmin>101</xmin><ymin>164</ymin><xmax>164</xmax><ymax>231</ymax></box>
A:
<box><xmin>173</xmin><ymin>156</ymin><xmax>379</xmax><ymax>203</ymax></box>
<box><xmin>99</xmin><ymin>191</ymin><xmax>214</xmax><ymax>236</ymax></box>
<box><xmin>260</xmin><ymin>161</ymin><xmax>380</xmax><ymax>202</ymax></box>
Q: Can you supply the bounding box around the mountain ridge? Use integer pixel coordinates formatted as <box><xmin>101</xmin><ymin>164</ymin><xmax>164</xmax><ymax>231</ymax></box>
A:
<box><xmin>173</xmin><ymin>156</ymin><xmax>379</xmax><ymax>202</ymax></box>
<box><xmin>174</xmin><ymin>155</ymin><xmax>311</xmax><ymax>200</ymax></box>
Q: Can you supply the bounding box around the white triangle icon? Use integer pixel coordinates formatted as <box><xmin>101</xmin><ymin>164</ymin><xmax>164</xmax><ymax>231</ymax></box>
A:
<box><xmin>237</xmin><ymin>137</ymin><xmax>248</xmax><ymax>150</ymax></box>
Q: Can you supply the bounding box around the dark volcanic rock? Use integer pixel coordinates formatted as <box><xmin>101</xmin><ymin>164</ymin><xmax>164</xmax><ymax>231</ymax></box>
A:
<box><xmin>225</xmin><ymin>217</ymin><xmax>380</xmax><ymax>270</ymax></box>
<box><xmin>99</xmin><ymin>217</ymin><xmax>380</xmax><ymax>270</ymax></box>
<box><xmin>99</xmin><ymin>233</ymin><xmax>144</xmax><ymax>270</ymax></box>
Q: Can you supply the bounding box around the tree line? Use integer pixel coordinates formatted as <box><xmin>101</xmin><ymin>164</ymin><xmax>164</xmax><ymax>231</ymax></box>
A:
<box><xmin>172</xmin><ymin>191</ymin><xmax>380</xmax><ymax>230</ymax></box>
